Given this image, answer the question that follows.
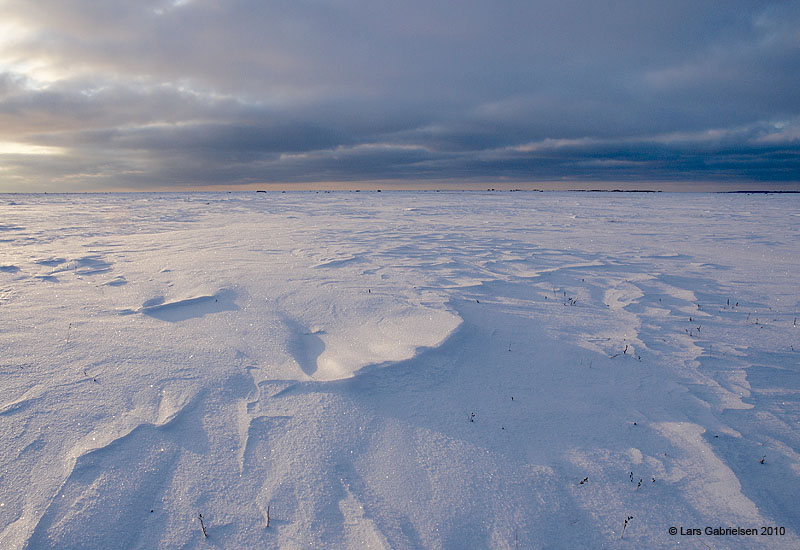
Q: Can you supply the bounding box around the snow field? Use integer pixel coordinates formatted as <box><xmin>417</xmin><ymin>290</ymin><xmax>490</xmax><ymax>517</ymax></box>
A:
<box><xmin>1</xmin><ymin>191</ymin><xmax>798</xmax><ymax>549</ymax></box>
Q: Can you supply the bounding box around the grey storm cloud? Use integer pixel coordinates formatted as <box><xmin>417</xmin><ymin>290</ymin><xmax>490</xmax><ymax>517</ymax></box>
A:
<box><xmin>0</xmin><ymin>0</ymin><xmax>798</xmax><ymax>190</ymax></box>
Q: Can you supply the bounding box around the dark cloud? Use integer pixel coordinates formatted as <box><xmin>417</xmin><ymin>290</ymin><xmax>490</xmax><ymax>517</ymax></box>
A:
<box><xmin>0</xmin><ymin>0</ymin><xmax>798</xmax><ymax>190</ymax></box>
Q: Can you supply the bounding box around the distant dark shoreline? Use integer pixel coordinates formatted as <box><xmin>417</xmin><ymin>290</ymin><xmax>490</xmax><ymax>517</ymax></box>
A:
<box><xmin>723</xmin><ymin>190</ymin><xmax>800</xmax><ymax>194</ymax></box>
<box><xmin>5</xmin><ymin>188</ymin><xmax>800</xmax><ymax>195</ymax></box>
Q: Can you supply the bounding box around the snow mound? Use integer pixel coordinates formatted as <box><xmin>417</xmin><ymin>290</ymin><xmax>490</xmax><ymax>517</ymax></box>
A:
<box><xmin>133</xmin><ymin>289</ymin><xmax>238</xmax><ymax>322</ymax></box>
<box><xmin>281</xmin><ymin>291</ymin><xmax>461</xmax><ymax>381</ymax></box>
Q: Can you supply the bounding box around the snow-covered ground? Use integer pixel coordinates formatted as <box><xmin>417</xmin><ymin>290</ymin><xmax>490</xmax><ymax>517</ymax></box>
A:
<box><xmin>1</xmin><ymin>191</ymin><xmax>798</xmax><ymax>549</ymax></box>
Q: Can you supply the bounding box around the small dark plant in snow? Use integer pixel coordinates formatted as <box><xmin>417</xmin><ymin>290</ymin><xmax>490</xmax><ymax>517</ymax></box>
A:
<box><xmin>610</xmin><ymin>344</ymin><xmax>629</xmax><ymax>359</ymax></box>
<box><xmin>621</xmin><ymin>515</ymin><xmax>634</xmax><ymax>538</ymax></box>
<box><xmin>199</xmin><ymin>513</ymin><xmax>208</xmax><ymax>538</ymax></box>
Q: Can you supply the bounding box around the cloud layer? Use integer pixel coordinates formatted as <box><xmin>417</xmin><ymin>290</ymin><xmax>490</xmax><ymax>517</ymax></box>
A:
<box><xmin>1</xmin><ymin>0</ymin><xmax>798</xmax><ymax>190</ymax></box>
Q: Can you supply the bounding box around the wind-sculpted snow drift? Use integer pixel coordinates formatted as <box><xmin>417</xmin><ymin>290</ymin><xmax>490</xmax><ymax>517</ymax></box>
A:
<box><xmin>0</xmin><ymin>191</ymin><xmax>798</xmax><ymax>549</ymax></box>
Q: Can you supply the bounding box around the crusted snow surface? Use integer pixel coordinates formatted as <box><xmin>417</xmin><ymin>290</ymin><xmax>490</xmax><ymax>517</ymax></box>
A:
<box><xmin>1</xmin><ymin>191</ymin><xmax>798</xmax><ymax>549</ymax></box>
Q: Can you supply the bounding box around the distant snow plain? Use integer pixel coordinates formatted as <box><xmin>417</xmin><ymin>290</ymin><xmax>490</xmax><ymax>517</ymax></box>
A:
<box><xmin>1</xmin><ymin>191</ymin><xmax>798</xmax><ymax>549</ymax></box>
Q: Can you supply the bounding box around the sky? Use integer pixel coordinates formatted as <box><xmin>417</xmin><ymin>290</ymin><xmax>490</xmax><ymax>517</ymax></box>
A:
<box><xmin>0</xmin><ymin>0</ymin><xmax>798</xmax><ymax>192</ymax></box>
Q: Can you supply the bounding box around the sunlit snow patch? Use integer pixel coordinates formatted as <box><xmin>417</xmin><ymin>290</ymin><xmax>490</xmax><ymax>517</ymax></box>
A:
<box><xmin>281</xmin><ymin>292</ymin><xmax>461</xmax><ymax>381</ymax></box>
